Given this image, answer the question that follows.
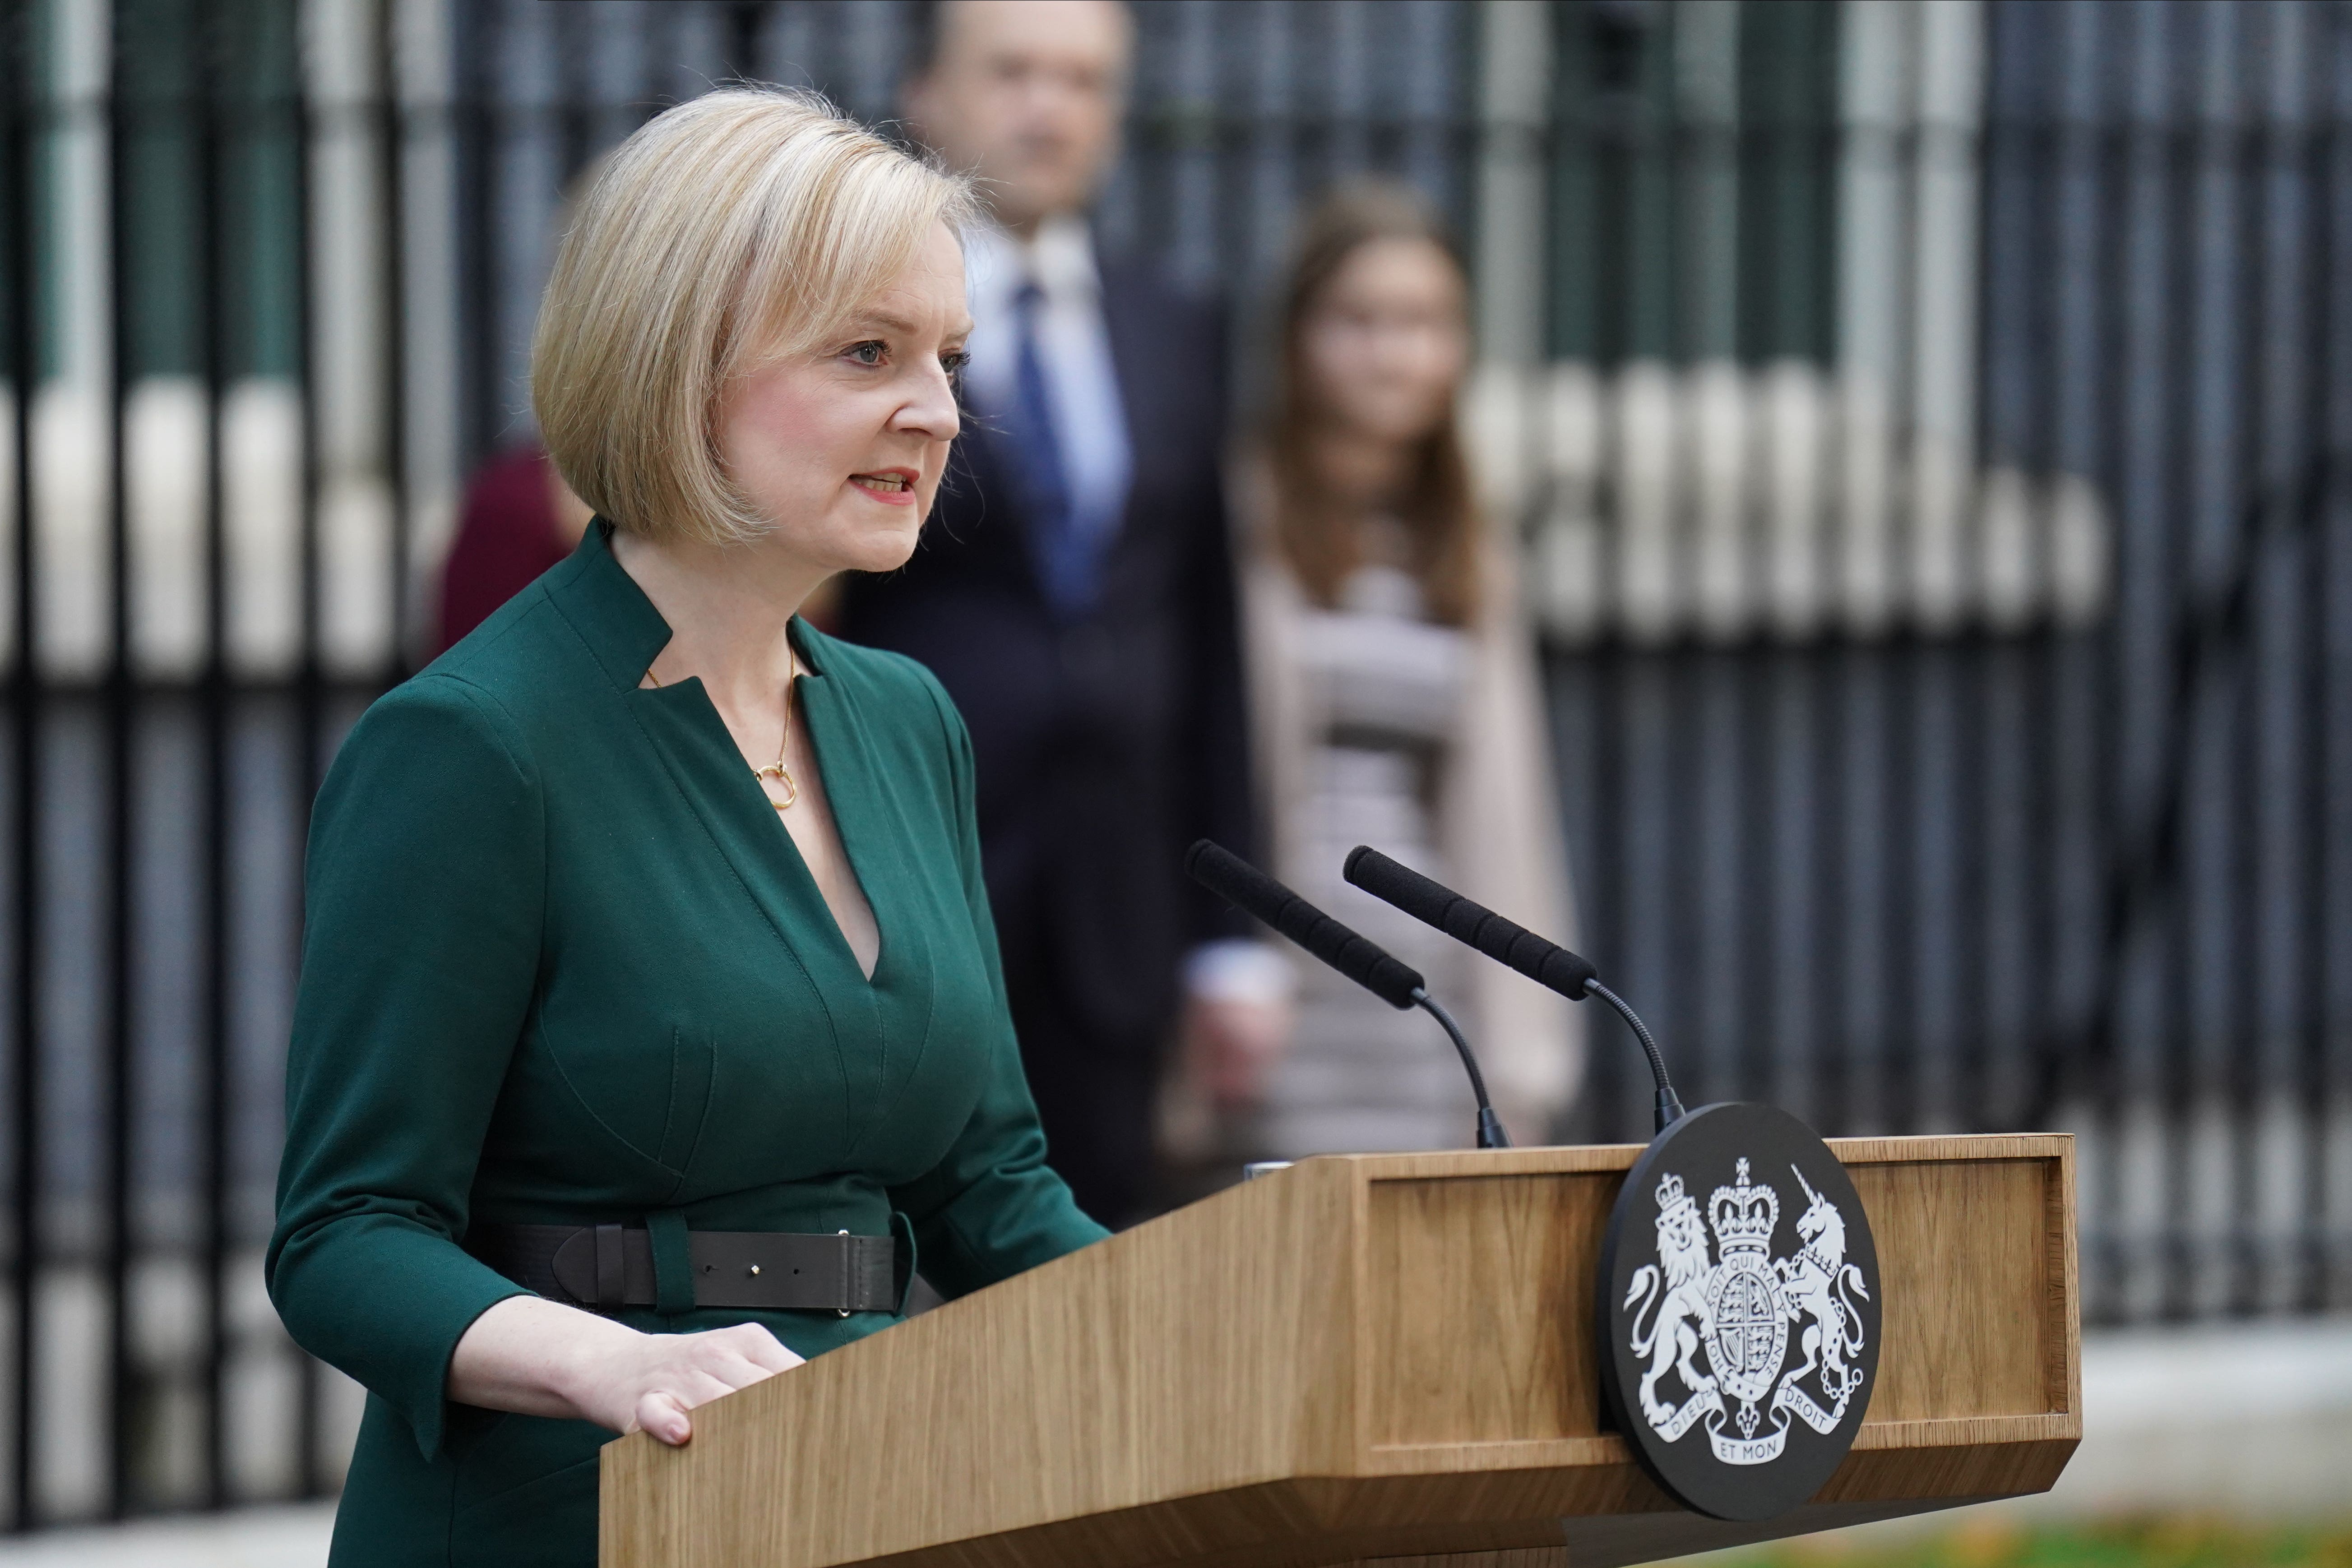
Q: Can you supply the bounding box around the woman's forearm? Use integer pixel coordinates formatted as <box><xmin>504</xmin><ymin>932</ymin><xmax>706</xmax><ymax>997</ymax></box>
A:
<box><xmin>448</xmin><ymin>1296</ymin><xmax>638</xmax><ymax>1421</ymax></box>
<box><xmin>447</xmin><ymin>1295</ymin><xmax>803</xmax><ymax>1443</ymax></box>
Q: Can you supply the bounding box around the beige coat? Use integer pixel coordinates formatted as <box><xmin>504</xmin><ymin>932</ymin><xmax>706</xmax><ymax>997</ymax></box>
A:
<box><xmin>1232</xmin><ymin>458</ymin><xmax>1584</xmax><ymax>1137</ymax></box>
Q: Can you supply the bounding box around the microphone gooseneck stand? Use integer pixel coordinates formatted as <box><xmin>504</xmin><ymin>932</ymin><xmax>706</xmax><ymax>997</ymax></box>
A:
<box><xmin>1186</xmin><ymin>839</ymin><xmax>1513</xmax><ymax>1149</ymax></box>
<box><xmin>1579</xmin><ymin>978</ymin><xmax>1683</xmax><ymax>1133</ymax></box>
<box><xmin>1409</xmin><ymin>990</ymin><xmax>1509</xmax><ymax>1153</ymax></box>
<box><xmin>1342</xmin><ymin>844</ymin><xmax>1686</xmax><ymax>1133</ymax></box>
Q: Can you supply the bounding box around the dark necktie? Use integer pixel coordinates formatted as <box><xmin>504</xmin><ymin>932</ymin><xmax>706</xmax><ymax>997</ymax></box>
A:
<box><xmin>1006</xmin><ymin>281</ymin><xmax>1098</xmax><ymax>618</ymax></box>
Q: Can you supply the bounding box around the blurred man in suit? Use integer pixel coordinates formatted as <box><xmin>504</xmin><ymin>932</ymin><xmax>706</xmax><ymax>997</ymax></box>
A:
<box><xmin>840</xmin><ymin>0</ymin><xmax>1284</xmax><ymax>1226</ymax></box>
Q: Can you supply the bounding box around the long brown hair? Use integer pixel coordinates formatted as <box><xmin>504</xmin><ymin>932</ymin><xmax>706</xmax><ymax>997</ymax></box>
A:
<box><xmin>1267</xmin><ymin>181</ymin><xmax>1479</xmax><ymax>626</ymax></box>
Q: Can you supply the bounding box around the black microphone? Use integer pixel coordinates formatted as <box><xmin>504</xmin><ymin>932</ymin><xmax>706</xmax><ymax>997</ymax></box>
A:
<box><xmin>1343</xmin><ymin>844</ymin><xmax>1685</xmax><ymax>1132</ymax></box>
<box><xmin>1188</xmin><ymin>839</ymin><xmax>1421</xmax><ymax>1008</ymax></box>
<box><xmin>1186</xmin><ymin>840</ymin><xmax>1510</xmax><ymax>1149</ymax></box>
<box><xmin>1344</xmin><ymin>844</ymin><xmax>1597</xmax><ymax>999</ymax></box>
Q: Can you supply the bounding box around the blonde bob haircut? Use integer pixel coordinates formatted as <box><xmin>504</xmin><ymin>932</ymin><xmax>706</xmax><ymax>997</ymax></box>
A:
<box><xmin>532</xmin><ymin>88</ymin><xmax>977</xmax><ymax>546</ymax></box>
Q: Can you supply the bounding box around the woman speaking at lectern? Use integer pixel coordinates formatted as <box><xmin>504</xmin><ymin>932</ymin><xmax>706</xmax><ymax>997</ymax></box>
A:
<box><xmin>268</xmin><ymin>91</ymin><xmax>1107</xmax><ymax>1567</ymax></box>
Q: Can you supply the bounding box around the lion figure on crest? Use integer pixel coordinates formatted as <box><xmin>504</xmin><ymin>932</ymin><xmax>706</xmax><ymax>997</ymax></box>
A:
<box><xmin>1777</xmin><ymin>1166</ymin><xmax>1868</xmax><ymax>1403</ymax></box>
<box><xmin>1624</xmin><ymin>1172</ymin><xmax>1715</xmax><ymax>1427</ymax></box>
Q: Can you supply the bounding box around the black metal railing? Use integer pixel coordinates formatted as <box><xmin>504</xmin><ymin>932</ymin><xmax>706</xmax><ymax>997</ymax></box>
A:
<box><xmin>1542</xmin><ymin>0</ymin><xmax>2352</xmax><ymax>1330</ymax></box>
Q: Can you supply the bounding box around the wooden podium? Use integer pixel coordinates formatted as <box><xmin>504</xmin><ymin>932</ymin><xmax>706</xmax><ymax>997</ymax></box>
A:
<box><xmin>602</xmin><ymin>1135</ymin><xmax>2078</xmax><ymax>1568</ymax></box>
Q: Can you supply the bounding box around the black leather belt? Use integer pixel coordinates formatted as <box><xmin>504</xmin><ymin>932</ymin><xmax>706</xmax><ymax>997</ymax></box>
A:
<box><xmin>468</xmin><ymin>1223</ymin><xmax>899</xmax><ymax>1315</ymax></box>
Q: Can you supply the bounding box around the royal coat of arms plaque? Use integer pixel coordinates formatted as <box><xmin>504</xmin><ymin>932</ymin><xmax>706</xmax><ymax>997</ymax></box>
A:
<box><xmin>1595</xmin><ymin>1101</ymin><xmax>1884</xmax><ymax>1521</ymax></box>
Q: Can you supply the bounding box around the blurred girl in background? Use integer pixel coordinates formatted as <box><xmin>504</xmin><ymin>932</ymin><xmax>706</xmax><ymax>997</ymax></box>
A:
<box><xmin>1216</xmin><ymin>181</ymin><xmax>1579</xmax><ymax>1156</ymax></box>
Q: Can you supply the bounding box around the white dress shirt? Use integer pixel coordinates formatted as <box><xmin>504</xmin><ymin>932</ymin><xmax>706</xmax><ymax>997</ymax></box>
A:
<box><xmin>961</xmin><ymin>216</ymin><xmax>1134</xmax><ymax>555</ymax></box>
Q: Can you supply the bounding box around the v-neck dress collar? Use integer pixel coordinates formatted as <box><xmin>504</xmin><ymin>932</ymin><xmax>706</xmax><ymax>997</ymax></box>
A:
<box><xmin>550</xmin><ymin>520</ymin><xmax>910</xmax><ymax>1024</ymax></box>
<box><xmin>551</xmin><ymin>518</ymin><xmax>839</xmax><ymax>686</ymax></box>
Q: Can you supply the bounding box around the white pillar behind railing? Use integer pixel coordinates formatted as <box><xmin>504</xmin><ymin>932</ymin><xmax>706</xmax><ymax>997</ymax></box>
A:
<box><xmin>125</xmin><ymin>379</ymin><xmax>207</xmax><ymax>675</ymax></box>
<box><xmin>223</xmin><ymin>380</ymin><xmax>306</xmax><ymax>676</ymax></box>
<box><xmin>304</xmin><ymin>0</ymin><xmax>396</xmax><ymax>677</ymax></box>
<box><xmin>1676</xmin><ymin>0</ymin><xmax>1742</xmax><ymax>357</ymax></box>
<box><xmin>1674</xmin><ymin>1</ymin><xmax>1746</xmax><ymax>643</ymax></box>
<box><xmin>1837</xmin><ymin>0</ymin><xmax>1914</xmax><ymax>639</ymax></box>
<box><xmin>393</xmin><ymin>0</ymin><xmax>459</xmax><ymax>657</ymax></box>
<box><xmin>1614</xmin><ymin>361</ymin><xmax>1685</xmax><ymax>640</ymax></box>
<box><xmin>1474</xmin><ymin>0</ymin><xmax>1549</xmax><ymax>369</ymax></box>
<box><xmin>12</xmin><ymin>371</ymin><xmax>309</xmax><ymax>684</ymax></box>
<box><xmin>1909</xmin><ymin>0</ymin><xmax>1984</xmax><ymax>631</ymax></box>
<box><xmin>1760</xmin><ymin>357</ymin><xmax>1831</xmax><ymax>638</ymax></box>
<box><xmin>28</xmin><ymin>384</ymin><xmax>108</xmax><ymax>678</ymax></box>
<box><xmin>28</xmin><ymin>0</ymin><xmax>114</xmax><ymax>680</ymax></box>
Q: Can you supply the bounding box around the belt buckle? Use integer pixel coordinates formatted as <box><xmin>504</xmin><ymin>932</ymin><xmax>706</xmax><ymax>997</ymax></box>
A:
<box><xmin>838</xmin><ymin>1229</ymin><xmax>852</xmax><ymax>1317</ymax></box>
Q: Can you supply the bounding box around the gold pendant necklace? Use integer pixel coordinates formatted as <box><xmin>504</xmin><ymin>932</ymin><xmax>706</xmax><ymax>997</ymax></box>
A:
<box><xmin>645</xmin><ymin>651</ymin><xmax>799</xmax><ymax>810</ymax></box>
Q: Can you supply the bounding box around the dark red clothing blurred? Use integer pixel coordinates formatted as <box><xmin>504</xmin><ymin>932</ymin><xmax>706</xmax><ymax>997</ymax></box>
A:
<box><xmin>434</xmin><ymin>445</ymin><xmax>572</xmax><ymax>654</ymax></box>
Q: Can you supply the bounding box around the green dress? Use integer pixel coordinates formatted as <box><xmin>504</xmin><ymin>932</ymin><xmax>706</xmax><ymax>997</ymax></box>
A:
<box><xmin>269</xmin><ymin>522</ymin><xmax>1108</xmax><ymax>1567</ymax></box>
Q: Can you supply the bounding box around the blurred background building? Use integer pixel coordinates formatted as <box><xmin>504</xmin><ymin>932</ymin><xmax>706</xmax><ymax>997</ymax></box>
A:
<box><xmin>0</xmin><ymin>0</ymin><xmax>2346</xmax><ymax>1542</ymax></box>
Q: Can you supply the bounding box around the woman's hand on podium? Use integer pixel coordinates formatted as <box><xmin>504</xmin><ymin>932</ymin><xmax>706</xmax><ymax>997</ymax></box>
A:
<box><xmin>448</xmin><ymin>1295</ymin><xmax>805</xmax><ymax>1444</ymax></box>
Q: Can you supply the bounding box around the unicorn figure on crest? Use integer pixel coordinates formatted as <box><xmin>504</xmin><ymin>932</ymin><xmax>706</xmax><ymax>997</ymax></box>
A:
<box><xmin>1776</xmin><ymin>1165</ymin><xmax>1869</xmax><ymax>1408</ymax></box>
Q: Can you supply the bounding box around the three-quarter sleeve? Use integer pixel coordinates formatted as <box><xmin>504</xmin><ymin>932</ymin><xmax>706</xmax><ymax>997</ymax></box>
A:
<box><xmin>890</xmin><ymin>677</ymin><xmax>1110</xmax><ymax>1294</ymax></box>
<box><xmin>267</xmin><ymin>675</ymin><xmax>545</xmax><ymax>1460</ymax></box>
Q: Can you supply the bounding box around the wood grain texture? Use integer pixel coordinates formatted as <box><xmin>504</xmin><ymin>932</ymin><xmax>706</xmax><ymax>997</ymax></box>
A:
<box><xmin>1852</xmin><ymin>1159</ymin><xmax>2060</xmax><ymax>1423</ymax></box>
<box><xmin>602</xmin><ymin>1136</ymin><xmax>2079</xmax><ymax>1568</ymax></box>
<box><xmin>1368</xmin><ymin>1172</ymin><xmax>1621</xmax><ymax>1445</ymax></box>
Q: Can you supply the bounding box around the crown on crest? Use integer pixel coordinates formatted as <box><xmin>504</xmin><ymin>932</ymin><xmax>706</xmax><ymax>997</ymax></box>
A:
<box><xmin>1708</xmin><ymin>1157</ymin><xmax>1780</xmax><ymax>1255</ymax></box>
<box><xmin>1655</xmin><ymin>1171</ymin><xmax>1697</xmax><ymax>1222</ymax></box>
